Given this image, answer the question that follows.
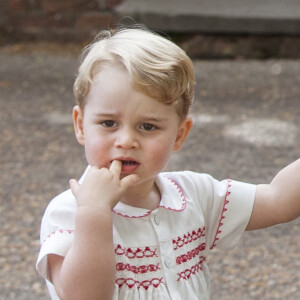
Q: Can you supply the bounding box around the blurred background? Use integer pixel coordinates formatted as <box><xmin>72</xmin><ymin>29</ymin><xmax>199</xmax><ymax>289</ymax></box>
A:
<box><xmin>1</xmin><ymin>0</ymin><xmax>300</xmax><ymax>299</ymax></box>
<box><xmin>1</xmin><ymin>0</ymin><xmax>300</xmax><ymax>58</ymax></box>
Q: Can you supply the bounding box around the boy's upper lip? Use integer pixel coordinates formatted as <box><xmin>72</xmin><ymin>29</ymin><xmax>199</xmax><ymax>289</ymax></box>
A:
<box><xmin>113</xmin><ymin>157</ymin><xmax>139</xmax><ymax>163</ymax></box>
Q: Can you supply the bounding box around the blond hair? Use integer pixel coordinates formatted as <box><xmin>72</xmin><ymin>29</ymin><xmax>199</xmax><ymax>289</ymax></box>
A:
<box><xmin>74</xmin><ymin>27</ymin><xmax>195</xmax><ymax>119</ymax></box>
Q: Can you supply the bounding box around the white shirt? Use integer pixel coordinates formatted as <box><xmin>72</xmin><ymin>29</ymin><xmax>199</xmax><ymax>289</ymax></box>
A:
<box><xmin>36</xmin><ymin>169</ymin><xmax>256</xmax><ymax>299</ymax></box>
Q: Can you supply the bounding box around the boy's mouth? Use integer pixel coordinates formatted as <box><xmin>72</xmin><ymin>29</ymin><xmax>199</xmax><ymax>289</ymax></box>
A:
<box><xmin>122</xmin><ymin>160</ymin><xmax>137</xmax><ymax>166</ymax></box>
<box><xmin>114</xmin><ymin>158</ymin><xmax>140</xmax><ymax>173</ymax></box>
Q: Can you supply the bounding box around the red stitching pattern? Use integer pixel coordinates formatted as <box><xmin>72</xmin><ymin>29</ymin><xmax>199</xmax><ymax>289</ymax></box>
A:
<box><xmin>113</xmin><ymin>209</ymin><xmax>152</xmax><ymax>218</ymax></box>
<box><xmin>115</xmin><ymin>245</ymin><xmax>158</xmax><ymax>259</ymax></box>
<box><xmin>115</xmin><ymin>244</ymin><xmax>158</xmax><ymax>259</ymax></box>
<box><xmin>210</xmin><ymin>179</ymin><xmax>232</xmax><ymax>249</ymax></box>
<box><xmin>172</xmin><ymin>227</ymin><xmax>206</xmax><ymax>250</ymax></box>
<box><xmin>115</xmin><ymin>245</ymin><xmax>162</xmax><ymax>289</ymax></box>
<box><xmin>162</xmin><ymin>177</ymin><xmax>186</xmax><ymax>211</ymax></box>
<box><xmin>113</xmin><ymin>177</ymin><xmax>186</xmax><ymax>218</ymax></box>
<box><xmin>116</xmin><ymin>277</ymin><xmax>163</xmax><ymax>290</ymax></box>
<box><xmin>116</xmin><ymin>262</ymin><xmax>160</xmax><ymax>274</ymax></box>
<box><xmin>175</xmin><ymin>243</ymin><xmax>206</xmax><ymax>265</ymax></box>
<box><xmin>42</xmin><ymin>229</ymin><xmax>74</xmax><ymax>245</ymax></box>
<box><xmin>177</xmin><ymin>257</ymin><xmax>206</xmax><ymax>281</ymax></box>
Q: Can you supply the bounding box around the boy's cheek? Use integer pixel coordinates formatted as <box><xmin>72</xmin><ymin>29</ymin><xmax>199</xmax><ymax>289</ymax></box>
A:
<box><xmin>148</xmin><ymin>143</ymin><xmax>173</xmax><ymax>167</ymax></box>
<box><xmin>84</xmin><ymin>145</ymin><xmax>109</xmax><ymax>168</ymax></box>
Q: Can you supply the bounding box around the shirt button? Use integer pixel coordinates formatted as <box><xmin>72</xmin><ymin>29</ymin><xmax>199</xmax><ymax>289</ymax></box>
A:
<box><xmin>164</xmin><ymin>257</ymin><xmax>173</xmax><ymax>268</ymax></box>
<box><xmin>153</xmin><ymin>214</ymin><xmax>160</xmax><ymax>225</ymax></box>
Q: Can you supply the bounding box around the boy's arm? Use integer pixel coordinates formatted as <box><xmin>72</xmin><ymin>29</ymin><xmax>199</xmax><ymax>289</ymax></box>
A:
<box><xmin>48</xmin><ymin>161</ymin><xmax>138</xmax><ymax>299</ymax></box>
<box><xmin>246</xmin><ymin>159</ymin><xmax>300</xmax><ymax>231</ymax></box>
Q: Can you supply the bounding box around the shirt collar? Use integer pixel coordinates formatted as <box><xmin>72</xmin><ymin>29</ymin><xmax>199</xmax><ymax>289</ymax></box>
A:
<box><xmin>79</xmin><ymin>166</ymin><xmax>186</xmax><ymax>218</ymax></box>
<box><xmin>113</xmin><ymin>173</ymin><xmax>186</xmax><ymax>218</ymax></box>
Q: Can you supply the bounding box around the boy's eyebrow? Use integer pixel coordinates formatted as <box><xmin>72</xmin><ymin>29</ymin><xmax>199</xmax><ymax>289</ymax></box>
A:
<box><xmin>92</xmin><ymin>112</ymin><xmax>121</xmax><ymax>119</ymax></box>
<box><xmin>140</xmin><ymin>116</ymin><xmax>166</xmax><ymax>123</ymax></box>
<box><xmin>93</xmin><ymin>112</ymin><xmax>166</xmax><ymax>123</ymax></box>
<box><xmin>93</xmin><ymin>112</ymin><xmax>117</xmax><ymax>117</ymax></box>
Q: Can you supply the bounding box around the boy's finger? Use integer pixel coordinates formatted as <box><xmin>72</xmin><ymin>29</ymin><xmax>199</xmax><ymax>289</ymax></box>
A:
<box><xmin>69</xmin><ymin>179</ymin><xmax>80</xmax><ymax>197</ymax></box>
<box><xmin>121</xmin><ymin>174</ymin><xmax>139</xmax><ymax>190</ymax></box>
<box><xmin>109</xmin><ymin>160</ymin><xmax>122</xmax><ymax>174</ymax></box>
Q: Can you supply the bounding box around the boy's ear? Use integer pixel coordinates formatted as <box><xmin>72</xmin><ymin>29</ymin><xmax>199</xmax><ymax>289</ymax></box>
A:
<box><xmin>173</xmin><ymin>117</ymin><xmax>193</xmax><ymax>151</ymax></box>
<box><xmin>73</xmin><ymin>105</ymin><xmax>85</xmax><ymax>145</ymax></box>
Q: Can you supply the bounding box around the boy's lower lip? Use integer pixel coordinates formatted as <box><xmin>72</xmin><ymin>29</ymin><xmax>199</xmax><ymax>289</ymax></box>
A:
<box><xmin>121</xmin><ymin>161</ymin><xmax>139</xmax><ymax>173</ymax></box>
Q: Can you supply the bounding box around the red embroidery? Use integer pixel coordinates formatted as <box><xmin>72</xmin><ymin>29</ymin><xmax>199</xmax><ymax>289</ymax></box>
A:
<box><xmin>177</xmin><ymin>256</ymin><xmax>206</xmax><ymax>281</ymax></box>
<box><xmin>115</xmin><ymin>245</ymin><xmax>158</xmax><ymax>259</ymax></box>
<box><xmin>113</xmin><ymin>177</ymin><xmax>186</xmax><ymax>218</ymax></box>
<box><xmin>42</xmin><ymin>228</ymin><xmax>74</xmax><ymax>245</ymax></box>
<box><xmin>210</xmin><ymin>179</ymin><xmax>232</xmax><ymax>249</ymax></box>
<box><xmin>116</xmin><ymin>277</ymin><xmax>163</xmax><ymax>290</ymax></box>
<box><xmin>175</xmin><ymin>243</ymin><xmax>206</xmax><ymax>265</ymax></box>
<box><xmin>113</xmin><ymin>210</ymin><xmax>152</xmax><ymax>218</ymax></box>
<box><xmin>115</xmin><ymin>245</ymin><xmax>163</xmax><ymax>289</ymax></box>
<box><xmin>172</xmin><ymin>227</ymin><xmax>206</xmax><ymax>250</ymax></box>
<box><xmin>116</xmin><ymin>262</ymin><xmax>160</xmax><ymax>274</ymax></box>
<box><xmin>162</xmin><ymin>177</ymin><xmax>186</xmax><ymax>211</ymax></box>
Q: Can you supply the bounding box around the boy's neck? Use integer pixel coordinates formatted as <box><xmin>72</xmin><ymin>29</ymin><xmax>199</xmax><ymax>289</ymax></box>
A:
<box><xmin>120</xmin><ymin>180</ymin><xmax>161</xmax><ymax>211</ymax></box>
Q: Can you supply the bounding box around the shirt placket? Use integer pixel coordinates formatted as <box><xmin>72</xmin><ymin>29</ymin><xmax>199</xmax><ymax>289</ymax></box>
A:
<box><xmin>151</xmin><ymin>209</ymin><xmax>181</xmax><ymax>300</ymax></box>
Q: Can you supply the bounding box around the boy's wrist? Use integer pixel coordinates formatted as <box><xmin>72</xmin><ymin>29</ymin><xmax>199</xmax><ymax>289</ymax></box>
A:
<box><xmin>75</xmin><ymin>206</ymin><xmax>114</xmax><ymax>241</ymax></box>
<box><xmin>76</xmin><ymin>194</ymin><xmax>117</xmax><ymax>211</ymax></box>
<box><xmin>77</xmin><ymin>203</ymin><xmax>113</xmax><ymax>216</ymax></box>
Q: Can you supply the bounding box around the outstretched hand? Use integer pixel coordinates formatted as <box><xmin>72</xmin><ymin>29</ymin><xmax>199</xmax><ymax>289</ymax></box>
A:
<box><xmin>69</xmin><ymin>161</ymin><xmax>139</xmax><ymax>210</ymax></box>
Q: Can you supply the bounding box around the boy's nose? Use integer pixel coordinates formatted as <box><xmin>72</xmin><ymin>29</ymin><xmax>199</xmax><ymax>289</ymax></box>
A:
<box><xmin>114</xmin><ymin>128</ymin><xmax>139</xmax><ymax>149</ymax></box>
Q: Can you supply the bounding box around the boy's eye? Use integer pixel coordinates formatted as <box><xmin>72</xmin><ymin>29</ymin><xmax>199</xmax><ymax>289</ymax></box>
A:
<box><xmin>101</xmin><ymin>120</ymin><xmax>117</xmax><ymax>128</ymax></box>
<box><xmin>140</xmin><ymin>123</ymin><xmax>156</xmax><ymax>131</ymax></box>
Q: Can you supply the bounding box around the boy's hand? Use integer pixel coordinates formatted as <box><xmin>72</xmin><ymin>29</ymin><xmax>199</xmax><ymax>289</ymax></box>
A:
<box><xmin>69</xmin><ymin>161</ymin><xmax>139</xmax><ymax>210</ymax></box>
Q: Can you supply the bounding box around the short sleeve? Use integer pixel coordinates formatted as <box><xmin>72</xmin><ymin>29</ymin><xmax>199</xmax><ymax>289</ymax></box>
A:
<box><xmin>166</xmin><ymin>172</ymin><xmax>256</xmax><ymax>251</ymax></box>
<box><xmin>204</xmin><ymin>177</ymin><xmax>256</xmax><ymax>250</ymax></box>
<box><xmin>36</xmin><ymin>189</ymin><xmax>77</xmax><ymax>282</ymax></box>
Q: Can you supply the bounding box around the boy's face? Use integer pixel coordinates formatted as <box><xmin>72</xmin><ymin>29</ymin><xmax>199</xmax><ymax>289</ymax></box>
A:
<box><xmin>73</xmin><ymin>66</ymin><xmax>192</xmax><ymax>187</ymax></box>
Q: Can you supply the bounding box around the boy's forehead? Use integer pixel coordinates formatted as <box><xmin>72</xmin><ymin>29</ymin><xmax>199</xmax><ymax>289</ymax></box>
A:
<box><xmin>89</xmin><ymin>68</ymin><xmax>153</xmax><ymax>104</ymax></box>
<box><xmin>92</xmin><ymin>64</ymin><xmax>129</xmax><ymax>84</ymax></box>
<box><xmin>90</xmin><ymin>98</ymin><xmax>177</xmax><ymax>115</ymax></box>
<box><xmin>87</xmin><ymin>93</ymin><xmax>178</xmax><ymax>121</ymax></box>
<box><xmin>91</xmin><ymin>63</ymin><xmax>159</xmax><ymax>103</ymax></box>
<box><xmin>86</xmin><ymin>64</ymin><xmax>181</xmax><ymax>120</ymax></box>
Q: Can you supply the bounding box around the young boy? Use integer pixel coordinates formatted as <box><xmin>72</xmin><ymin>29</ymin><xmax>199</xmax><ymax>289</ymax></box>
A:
<box><xmin>36</xmin><ymin>27</ymin><xmax>300</xmax><ymax>300</ymax></box>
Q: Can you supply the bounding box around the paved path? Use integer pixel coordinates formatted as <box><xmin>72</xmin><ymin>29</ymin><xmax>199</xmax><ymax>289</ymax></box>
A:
<box><xmin>0</xmin><ymin>43</ymin><xmax>299</xmax><ymax>299</ymax></box>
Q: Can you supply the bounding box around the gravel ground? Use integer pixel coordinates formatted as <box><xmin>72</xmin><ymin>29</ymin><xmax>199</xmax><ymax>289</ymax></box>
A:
<box><xmin>0</xmin><ymin>43</ymin><xmax>299</xmax><ymax>299</ymax></box>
